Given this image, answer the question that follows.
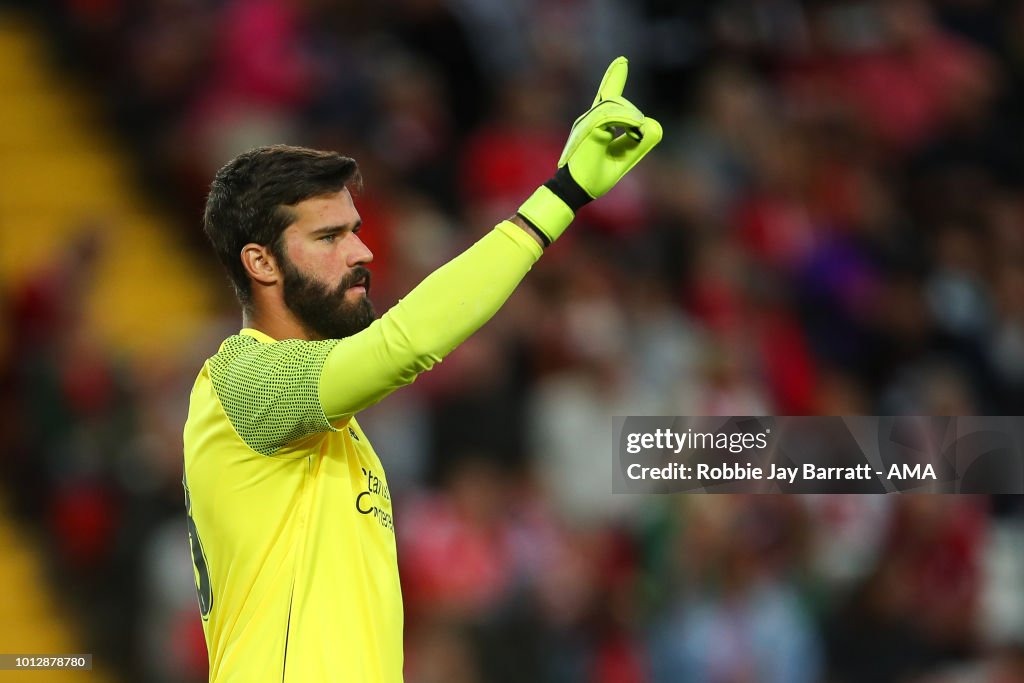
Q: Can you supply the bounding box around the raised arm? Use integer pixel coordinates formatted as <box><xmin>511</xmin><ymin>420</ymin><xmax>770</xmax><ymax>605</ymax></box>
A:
<box><xmin>319</xmin><ymin>56</ymin><xmax>662</xmax><ymax>421</ymax></box>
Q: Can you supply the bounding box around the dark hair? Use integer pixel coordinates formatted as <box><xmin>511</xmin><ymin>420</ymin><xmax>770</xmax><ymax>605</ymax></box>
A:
<box><xmin>203</xmin><ymin>144</ymin><xmax>361</xmax><ymax>308</ymax></box>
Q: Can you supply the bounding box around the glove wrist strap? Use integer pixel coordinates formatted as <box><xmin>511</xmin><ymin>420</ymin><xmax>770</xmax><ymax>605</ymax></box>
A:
<box><xmin>516</xmin><ymin>166</ymin><xmax>595</xmax><ymax>246</ymax></box>
<box><xmin>517</xmin><ymin>183</ymin><xmax>576</xmax><ymax>245</ymax></box>
<box><xmin>544</xmin><ymin>166</ymin><xmax>593</xmax><ymax>213</ymax></box>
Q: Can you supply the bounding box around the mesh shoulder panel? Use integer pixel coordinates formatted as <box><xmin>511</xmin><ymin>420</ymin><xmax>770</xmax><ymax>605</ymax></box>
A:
<box><xmin>207</xmin><ymin>334</ymin><xmax>341</xmax><ymax>456</ymax></box>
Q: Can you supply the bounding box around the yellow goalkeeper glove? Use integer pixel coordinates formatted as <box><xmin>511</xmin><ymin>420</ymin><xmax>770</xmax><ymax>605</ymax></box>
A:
<box><xmin>518</xmin><ymin>56</ymin><xmax>662</xmax><ymax>245</ymax></box>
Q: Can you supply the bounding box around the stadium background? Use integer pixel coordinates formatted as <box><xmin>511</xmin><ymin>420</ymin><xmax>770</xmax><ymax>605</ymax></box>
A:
<box><xmin>0</xmin><ymin>0</ymin><xmax>1023</xmax><ymax>681</ymax></box>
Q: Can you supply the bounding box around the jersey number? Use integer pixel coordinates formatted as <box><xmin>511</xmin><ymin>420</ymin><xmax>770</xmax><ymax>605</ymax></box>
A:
<box><xmin>183</xmin><ymin>474</ymin><xmax>214</xmax><ymax>619</ymax></box>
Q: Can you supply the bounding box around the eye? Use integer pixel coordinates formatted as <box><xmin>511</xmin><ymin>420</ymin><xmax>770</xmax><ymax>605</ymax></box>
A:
<box><xmin>320</xmin><ymin>233</ymin><xmax>337</xmax><ymax>243</ymax></box>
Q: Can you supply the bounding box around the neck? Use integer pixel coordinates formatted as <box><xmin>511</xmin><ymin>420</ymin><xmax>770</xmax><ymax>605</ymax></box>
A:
<box><xmin>243</xmin><ymin>305</ymin><xmax>315</xmax><ymax>341</ymax></box>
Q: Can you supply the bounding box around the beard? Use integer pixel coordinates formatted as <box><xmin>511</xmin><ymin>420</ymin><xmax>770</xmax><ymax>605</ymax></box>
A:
<box><xmin>280</xmin><ymin>257</ymin><xmax>376</xmax><ymax>340</ymax></box>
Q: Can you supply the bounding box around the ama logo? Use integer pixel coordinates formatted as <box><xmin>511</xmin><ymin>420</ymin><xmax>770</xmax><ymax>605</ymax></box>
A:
<box><xmin>887</xmin><ymin>463</ymin><xmax>937</xmax><ymax>480</ymax></box>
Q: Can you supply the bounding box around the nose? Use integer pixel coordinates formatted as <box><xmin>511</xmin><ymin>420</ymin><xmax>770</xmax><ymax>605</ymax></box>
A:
<box><xmin>348</xmin><ymin>233</ymin><xmax>373</xmax><ymax>267</ymax></box>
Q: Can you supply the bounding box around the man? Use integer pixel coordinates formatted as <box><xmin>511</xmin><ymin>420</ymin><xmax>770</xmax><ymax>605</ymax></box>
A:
<box><xmin>183</xmin><ymin>57</ymin><xmax>661</xmax><ymax>682</ymax></box>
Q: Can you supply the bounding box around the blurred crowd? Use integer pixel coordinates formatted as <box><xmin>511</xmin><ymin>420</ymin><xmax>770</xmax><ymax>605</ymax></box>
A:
<box><xmin>2</xmin><ymin>0</ymin><xmax>1024</xmax><ymax>681</ymax></box>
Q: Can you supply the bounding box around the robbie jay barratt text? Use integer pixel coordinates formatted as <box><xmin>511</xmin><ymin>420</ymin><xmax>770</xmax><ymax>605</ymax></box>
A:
<box><xmin>626</xmin><ymin>462</ymin><xmax>937</xmax><ymax>483</ymax></box>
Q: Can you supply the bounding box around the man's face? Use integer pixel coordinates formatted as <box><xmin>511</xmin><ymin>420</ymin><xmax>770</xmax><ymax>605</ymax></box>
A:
<box><xmin>278</xmin><ymin>188</ymin><xmax>376</xmax><ymax>340</ymax></box>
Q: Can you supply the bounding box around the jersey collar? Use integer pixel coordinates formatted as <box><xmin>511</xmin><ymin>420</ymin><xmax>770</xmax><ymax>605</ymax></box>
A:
<box><xmin>239</xmin><ymin>328</ymin><xmax>277</xmax><ymax>343</ymax></box>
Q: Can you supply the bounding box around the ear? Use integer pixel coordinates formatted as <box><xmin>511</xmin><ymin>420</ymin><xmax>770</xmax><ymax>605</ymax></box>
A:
<box><xmin>240</xmin><ymin>243</ymin><xmax>279</xmax><ymax>287</ymax></box>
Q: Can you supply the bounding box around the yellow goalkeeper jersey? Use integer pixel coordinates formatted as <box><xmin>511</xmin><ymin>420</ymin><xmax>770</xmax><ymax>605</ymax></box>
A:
<box><xmin>183</xmin><ymin>221</ymin><xmax>542</xmax><ymax>682</ymax></box>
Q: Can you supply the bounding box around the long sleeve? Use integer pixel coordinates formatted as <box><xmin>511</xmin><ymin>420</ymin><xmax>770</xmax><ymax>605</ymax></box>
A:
<box><xmin>319</xmin><ymin>220</ymin><xmax>543</xmax><ymax>421</ymax></box>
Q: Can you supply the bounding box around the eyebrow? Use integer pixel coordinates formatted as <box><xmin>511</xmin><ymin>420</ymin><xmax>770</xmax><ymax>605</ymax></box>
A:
<box><xmin>310</xmin><ymin>219</ymin><xmax>362</xmax><ymax>236</ymax></box>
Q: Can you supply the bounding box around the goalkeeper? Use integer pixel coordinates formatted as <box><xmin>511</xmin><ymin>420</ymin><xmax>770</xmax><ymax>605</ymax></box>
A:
<box><xmin>183</xmin><ymin>57</ymin><xmax>661</xmax><ymax>682</ymax></box>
